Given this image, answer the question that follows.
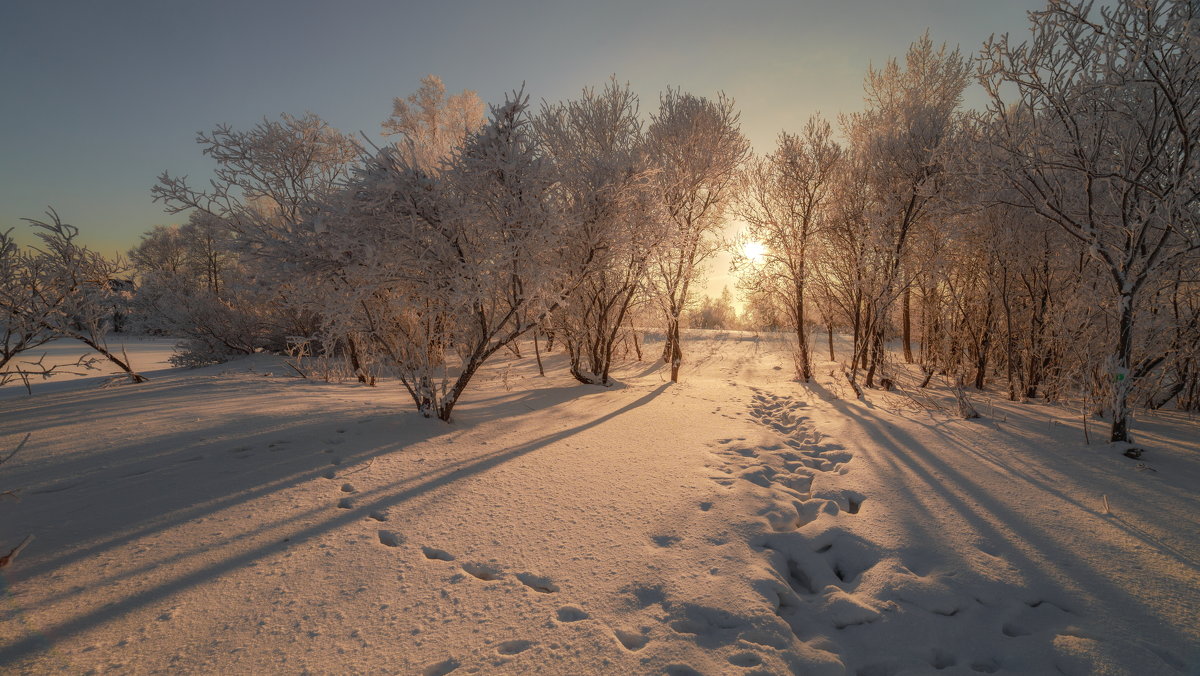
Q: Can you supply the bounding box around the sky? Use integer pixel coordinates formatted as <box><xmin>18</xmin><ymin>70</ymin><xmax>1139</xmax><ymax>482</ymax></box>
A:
<box><xmin>0</xmin><ymin>0</ymin><xmax>1047</xmax><ymax>293</ymax></box>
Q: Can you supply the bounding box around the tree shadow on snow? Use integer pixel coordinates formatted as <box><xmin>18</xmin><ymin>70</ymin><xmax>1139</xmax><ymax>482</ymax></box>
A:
<box><xmin>0</xmin><ymin>377</ymin><xmax>670</xmax><ymax>665</ymax></box>
<box><xmin>825</xmin><ymin>398</ymin><xmax>1197</xmax><ymax>660</ymax></box>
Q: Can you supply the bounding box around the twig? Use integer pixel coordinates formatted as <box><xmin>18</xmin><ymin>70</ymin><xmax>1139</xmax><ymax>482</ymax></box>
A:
<box><xmin>283</xmin><ymin>360</ymin><xmax>309</xmax><ymax>379</ymax></box>
<box><xmin>1101</xmin><ymin>494</ymin><xmax>1111</xmax><ymax>515</ymax></box>
<box><xmin>0</xmin><ymin>534</ymin><xmax>33</xmax><ymax>568</ymax></box>
<box><xmin>0</xmin><ymin>433</ymin><xmax>30</xmax><ymax>466</ymax></box>
<box><xmin>340</xmin><ymin>457</ymin><xmax>376</xmax><ymax>477</ymax></box>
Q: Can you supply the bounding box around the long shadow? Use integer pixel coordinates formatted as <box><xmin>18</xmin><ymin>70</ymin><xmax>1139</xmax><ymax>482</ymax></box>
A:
<box><xmin>0</xmin><ymin>382</ymin><xmax>670</xmax><ymax>664</ymax></box>
<box><xmin>22</xmin><ymin>382</ymin><xmax>669</xmax><ymax>608</ymax></box>
<box><xmin>0</xmin><ymin>368</ymin><xmax>642</xmax><ymax>582</ymax></box>
<box><xmin>1</xmin><ymin>409</ymin><xmax>396</xmax><ymax>581</ymax></box>
<box><xmin>828</xmin><ymin>399</ymin><xmax>1197</xmax><ymax>655</ymax></box>
<box><xmin>923</xmin><ymin>409</ymin><xmax>1200</xmax><ymax>571</ymax></box>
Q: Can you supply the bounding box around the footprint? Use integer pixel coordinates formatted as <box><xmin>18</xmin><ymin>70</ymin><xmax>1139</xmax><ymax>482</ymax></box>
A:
<box><xmin>340</xmin><ymin>483</ymin><xmax>356</xmax><ymax>493</ymax></box>
<box><xmin>378</xmin><ymin>530</ymin><xmax>403</xmax><ymax>547</ymax></box>
<box><xmin>778</xmin><ymin>473</ymin><xmax>814</xmax><ymax>493</ymax></box>
<box><xmin>422</xmin><ymin>658</ymin><xmax>460</xmax><ymax>676</ymax></box>
<box><xmin>368</xmin><ymin>511</ymin><xmax>389</xmax><ymax>522</ymax></box>
<box><xmin>728</xmin><ymin>652</ymin><xmax>763</xmax><ymax>668</ymax></box>
<box><xmin>1001</xmin><ymin>622</ymin><xmax>1032</xmax><ymax>637</ymax></box>
<box><xmin>818</xmin><ymin>449</ymin><xmax>853</xmax><ymax>464</ymax></box>
<box><xmin>516</xmin><ymin>573</ymin><xmax>558</xmax><ymax>593</ymax></box>
<box><xmin>556</xmin><ymin>606</ymin><xmax>589</xmax><ymax>622</ymax></box>
<box><xmin>496</xmin><ymin>639</ymin><xmax>532</xmax><ymax>655</ymax></box>
<box><xmin>699</xmin><ymin>501</ymin><xmax>713</xmax><ymax>511</ymax></box>
<box><xmin>627</xmin><ymin>585</ymin><xmax>666</xmax><ymax>608</ymax></box>
<box><xmin>785</xmin><ymin>558</ymin><xmax>817</xmax><ymax>595</ymax></box>
<box><xmin>846</xmin><ymin>494</ymin><xmax>864</xmax><ymax>514</ymax></box>
<box><xmin>322</xmin><ymin>470</ymin><xmax>337</xmax><ymax>479</ymax></box>
<box><xmin>613</xmin><ymin>628</ymin><xmax>648</xmax><ymax>651</ymax></box>
<box><xmin>651</xmin><ymin>534</ymin><xmax>681</xmax><ymax>547</ymax></box>
<box><xmin>422</xmin><ymin>547</ymin><xmax>455</xmax><ymax>561</ymax></box>
<box><xmin>930</xmin><ymin>649</ymin><xmax>957</xmax><ymax>669</ymax></box>
<box><xmin>337</xmin><ymin>498</ymin><xmax>353</xmax><ymax>509</ymax></box>
<box><xmin>462</xmin><ymin>562</ymin><xmax>502</xmax><ymax>581</ymax></box>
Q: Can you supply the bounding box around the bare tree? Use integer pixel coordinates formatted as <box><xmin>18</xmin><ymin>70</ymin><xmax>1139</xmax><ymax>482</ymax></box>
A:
<box><xmin>1</xmin><ymin>229</ymin><xmax>59</xmax><ymax>386</ymax></box>
<box><xmin>535</xmin><ymin>79</ymin><xmax>662</xmax><ymax>385</ymax></box>
<box><xmin>128</xmin><ymin>225</ymin><xmax>188</xmax><ymax>277</ymax></box>
<box><xmin>736</xmin><ymin>115</ymin><xmax>841</xmax><ymax>381</ymax></box>
<box><xmin>151</xmin><ymin>113</ymin><xmax>359</xmax><ymax>364</ymax></box>
<box><xmin>0</xmin><ymin>211</ymin><xmax>145</xmax><ymax>384</ymax></box>
<box><xmin>646</xmin><ymin>89</ymin><xmax>749</xmax><ymax>382</ymax></box>
<box><xmin>383</xmin><ymin>75</ymin><xmax>486</xmax><ymax>170</ymax></box>
<box><xmin>978</xmin><ymin>0</ymin><xmax>1200</xmax><ymax>443</ymax></box>
<box><xmin>319</xmin><ymin>90</ymin><xmax>581</xmax><ymax>420</ymax></box>
<box><xmin>153</xmin><ymin>112</ymin><xmax>358</xmax><ymax>254</ymax></box>
<box><xmin>841</xmin><ymin>33</ymin><xmax>970</xmax><ymax>389</ymax></box>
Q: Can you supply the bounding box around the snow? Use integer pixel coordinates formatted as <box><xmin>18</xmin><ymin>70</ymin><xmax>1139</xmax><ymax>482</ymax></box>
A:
<box><xmin>0</xmin><ymin>332</ymin><xmax>1196</xmax><ymax>674</ymax></box>
<box><xmin>0</xmin><ymin>337</ymin><xmax>177</xmax><ymax>396</ymax></box>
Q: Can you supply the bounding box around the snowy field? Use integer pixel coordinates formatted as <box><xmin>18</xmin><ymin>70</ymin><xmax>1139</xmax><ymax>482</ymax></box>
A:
<box><xmin>0</xmin><ymin>332</ymin><xmax>1196</xmax><ymax>675</ymax></box>
<box><xmin>0</xmin><ymin>337</ymin><xmax>177</xmax><ymax>396</ymax></box>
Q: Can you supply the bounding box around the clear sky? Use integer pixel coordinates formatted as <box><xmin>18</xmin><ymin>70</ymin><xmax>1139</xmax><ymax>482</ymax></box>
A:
<box><xmin>1</xmin><ymin>0</ymin><xmax>1045</xmax><ymax>270</ymax></box>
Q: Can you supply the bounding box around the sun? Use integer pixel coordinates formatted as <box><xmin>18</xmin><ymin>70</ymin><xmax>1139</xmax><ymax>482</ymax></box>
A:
<box><xmin>742</xmin><ymin>240</ymin><xmax>767</xmax><ymax>263</ymax></box>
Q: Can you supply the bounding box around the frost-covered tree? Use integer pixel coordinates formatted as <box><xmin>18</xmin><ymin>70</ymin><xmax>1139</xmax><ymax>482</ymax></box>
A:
<box><xmin>316</xmin><ymin>90</ymin><xmax>578</xmax><ymax>420</ymax></box>
<box><xmin>0</xmin><ymin>229</ymin><xmax>58</xmax><ymax>385</ymax></box>
<box><xmin>535</xmin><ymin>79</ymin><xmax>661</xmax><ymax>385</ymax></box>
<box><xmin>128</xmin><ymin>225</ymin><xmax>188</xmax><ymax>277</ymax></box>
<box><xmin>646</xmin><ymin>89</ymin><xmax>749</xmax><ymax>382</ymax></box>
<box><xmin>840</xmin><ymin>33</ymin><xmax>970</xmax><ymax>389</ymax></box>
<box><xmin>151</xmin><ymin>113</ymin><xmax>358</xmax><ymax>364</ymax></box>
<box><xmin>686</xmin><ymin>288</ymin><xmax>740</xmax><ymax>330</ymax></box>
<box><xmin>736</xmin><ymin>115</ymin><xmax>841</xmax><ymax>381</ymax></box>
<box><xmin>978</xmin><ymin>0</ymin><xmax>1200</xmax><ymax>443</ymax></box>
<box><xmin>382</xmin><ymin>75</ymin><xmax>486</xmax><ymax>170</ymax></box>
<box><xmin>154</xmin><ymin>112</ymin><xmax>358</xmax><ymax>254</ymax></box>
<box><xmin>0</xmin><ymin>211</ymin><xmax>144</xmax><ymax>384</ymax></box>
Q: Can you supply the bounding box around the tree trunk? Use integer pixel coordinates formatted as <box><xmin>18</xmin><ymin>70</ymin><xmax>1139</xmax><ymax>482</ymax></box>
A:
<box><xmin>902</xmin><ymin>286</ymin><xmax>914</xmax><ymax>364</ymax></box>
<box><xmin>346</xmin><ymin>337</ymin><xmax>370</xmax><ymax>385</ymax></box>
<box><xmin>74</xmin><ymin>333</ymin><xmax>147</xmax><ymax>383</ymax></box>
<box><xmin>864</xmin><ymin>328</ymin><xmax>882</xmax><ymax>389</ymax></box>
<box><xmin>1109</xmin><ymin>293</ymin><xmax>1135</xmax><ymax>444</ymax></box>
<box><xmin>533</xmin><ymin>332</ymin><xmax>545</xmax><ymax>377</ymax></box>
<box><xmin>668</xmin><ymin>317</ymin><xmax>682</xmax><ymax>383</ymax></box>
<box><xmin>794</xmin><ymin>298</ymin><xmax>811</xmax><ymax>382</ymax></box>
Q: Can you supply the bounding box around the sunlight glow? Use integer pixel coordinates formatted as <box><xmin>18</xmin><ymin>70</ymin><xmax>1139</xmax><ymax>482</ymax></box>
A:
<box><xmin>743</xmin><ymin>240</ymin><xmax>766</xmax><ymax>263</ymax></box>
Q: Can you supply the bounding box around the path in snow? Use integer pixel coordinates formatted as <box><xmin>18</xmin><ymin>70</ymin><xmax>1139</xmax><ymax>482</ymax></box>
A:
<box><xmin>0</xmin><ymin>333</ymin><xmax>1195</xmax><ymax>674</ymax></box>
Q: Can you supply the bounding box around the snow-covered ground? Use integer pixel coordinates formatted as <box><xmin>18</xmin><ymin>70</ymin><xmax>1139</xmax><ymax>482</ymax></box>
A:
<box><xmin>0</xmin><ymin>332</ymin><xmax>1196</xmax><ymax>675</ymax></box>
<box><xmin>0</xmin><ymin>337</ymin><xmax>177</xmax><ymax>396</ymax></box>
